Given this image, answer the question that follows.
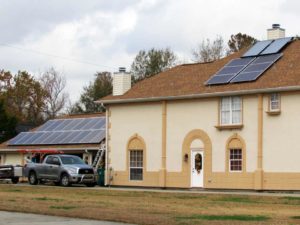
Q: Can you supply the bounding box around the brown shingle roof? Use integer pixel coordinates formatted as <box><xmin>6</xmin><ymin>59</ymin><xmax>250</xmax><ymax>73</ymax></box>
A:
<box><xmin>99</xmin><ymin>40</ymin><xmax>300</xmax><ymax>103</ymax></box>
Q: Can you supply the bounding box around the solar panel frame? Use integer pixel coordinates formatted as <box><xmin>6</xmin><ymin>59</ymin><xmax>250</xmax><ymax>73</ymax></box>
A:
<box><xmin>230</xmin><ymin>53</ymin><xmax>282</xmax><ymax>83</ymax></box>
<box><xmin>206</xmin><ymin>57</ymin><xmax>255</xmax><ymax>85</ymax></box>
<box><xmin>242</xmin><ymin>40</ymin><xmax>273</xmax><ymax>57</ymax></box>
<box><xmin>260</xmin><ymin>37</ymin><xmax>293</xmax><ymax>55</ymax></box>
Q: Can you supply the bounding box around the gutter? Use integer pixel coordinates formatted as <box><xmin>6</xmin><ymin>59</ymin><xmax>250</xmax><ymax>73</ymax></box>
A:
<box><xmin>0</xmin><ymin>147</ymin><xmax>100</xmax><ymax>153</ymax></box>
<box><xmin>96</xmin><ymin>86</ymin><xmax>300</xmax><ymax>105</ymax></box>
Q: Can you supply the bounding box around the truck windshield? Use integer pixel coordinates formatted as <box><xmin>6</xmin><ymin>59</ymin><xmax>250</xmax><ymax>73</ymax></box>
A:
<box><xmin>60</xmin><ymin>156</ymin><xmax>85</xmax><ymax>165</ymax></box>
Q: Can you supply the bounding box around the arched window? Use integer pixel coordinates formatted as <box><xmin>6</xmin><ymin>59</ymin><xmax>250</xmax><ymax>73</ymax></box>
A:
<box><xmin>127</xmin><ymin>135</ymin><xmax>145</xmax><ymax>181</ymax></box>
<box><xmin>226</xmin><ymin>134</ymin><xmax>246</xmax><ymax>172</ymax></box>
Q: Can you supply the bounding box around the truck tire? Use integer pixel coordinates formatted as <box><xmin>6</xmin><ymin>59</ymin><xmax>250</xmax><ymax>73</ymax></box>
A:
<box><xmin>28</xmin><ymin>171</ymin><xmax>38</xmax><ymax>185</ymax></box>
<box><xmin>11</xmin><ymin>177</ymin><xmax>19</xmax><ymax>184</ymax></box>
<box><xmin>60</xmin><ymin>174</ymin><xmax>70</xmax><ymax>187</ymax></box>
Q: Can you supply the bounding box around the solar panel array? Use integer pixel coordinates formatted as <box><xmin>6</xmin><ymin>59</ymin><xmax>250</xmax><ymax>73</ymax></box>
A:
<box><xmin>8</xmin><ymin>117</ymin><xmax>106</xmax><ymax>146</ymax></box>
<box><xmin>205</xmin><ymin>37</ymin><xmax>293</xmax><ymax>85</ymax></box>
<box><xmin>242</xmin><ymin>40</ymin><xmax>273</xmax><ymax>57</ymax></box>
<box><xmin>206</xmin><ymin>58</ymin><xmax>254</xmax><ymax>85</ymax></box>
<box><xmin>231</xmin><ymin>53</ymin><xmax>282</xmax><ymax>83</ymax></box>
<box><xmin>242</xmin><ymin>37</ymin><xmax>292</xmax><ymax>57</ymax></box>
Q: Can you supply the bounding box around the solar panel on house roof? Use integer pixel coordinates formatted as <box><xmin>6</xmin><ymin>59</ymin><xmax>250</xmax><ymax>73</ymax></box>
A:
<box><xmin>242</xmin><ymin>40</ymin><xmax>273</xmax><ymax>57</ymax></box>
<box><xmin>8</xmin><ymin>117</ymin><xmax>106</xmax><ymax>146</ymax></box>
<box><xmin>206</xmin><ymin>57</ymin><xmax>255</xmax><ymax>85</ymax></box>
<box><xmin>230</xmin><ymin>53</ymin><xmax>282</xmax><ymax>83</ymax></box>
<box><xmin>260</xmin><ymin>37</ymin><xmax>293</xmax><ymax>55</ymax></box>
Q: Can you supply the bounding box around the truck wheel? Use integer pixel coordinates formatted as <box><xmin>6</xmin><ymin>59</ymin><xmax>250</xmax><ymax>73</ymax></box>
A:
<box><xmin>28</xmin><ymin>172</ymin><xmax>38</xmax><ymax>185</ymax></box>
<box><xmin>60</xmin><ymin>174</ymin><xmax>70</xmax><ymax>187</ymax></box>
<box><xmin>11</xmin><ymin>177</ymin><xmax>19</xmax><ymax>184</ymax></box>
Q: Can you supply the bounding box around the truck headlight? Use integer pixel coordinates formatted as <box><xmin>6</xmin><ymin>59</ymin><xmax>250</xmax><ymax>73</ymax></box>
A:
<box><xmin>66</xmin><ymin>168</ymin><xmax>77</xmax><ymax>174</ymax></box>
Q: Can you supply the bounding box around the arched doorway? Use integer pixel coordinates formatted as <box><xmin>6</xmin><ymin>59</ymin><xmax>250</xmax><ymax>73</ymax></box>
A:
<box><xmin>182</xmin><ymin>129</ymin><xmax>212</xmax><ymax>188</ymax></box>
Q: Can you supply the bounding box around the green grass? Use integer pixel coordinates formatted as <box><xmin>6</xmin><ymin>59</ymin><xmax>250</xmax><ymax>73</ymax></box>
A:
<box><xmin>33</xmin><ymin>197</ymin><xmax>62</xmax><ymax>202</ymax></box>
<box><xmin>176</xmin><ymin>214</ymin><xmax>270</xmax><ymax>221</ymax></box>
<box><xmin>290</xmin><ymin>216</ymin><xmax>300</xmax><ymax>219</ymax></box>
<box><xmin>49</xmin><ymin>205</ymin><xmax>77</xmax><ymax>210</ymax></box>
<box><xmin>282</xmin><ymin>196</ymin><xmax>300</xmax><ymax>201</ymax></box>
<box><xmin>4</xmin><ymin>189</ymin><xmax>22</xmax><ymax>192</ymax></box>
<box><xmin>217</xmin><ymin>196</ymin><xmax>258</xmax><ymax>204</ymax></box>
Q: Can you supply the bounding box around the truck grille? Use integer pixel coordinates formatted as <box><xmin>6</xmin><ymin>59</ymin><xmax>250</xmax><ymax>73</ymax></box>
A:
<box><xmin>78</xmin><ymin>168</ymin><xmax>94</xmax><ymax>174</ymax></box>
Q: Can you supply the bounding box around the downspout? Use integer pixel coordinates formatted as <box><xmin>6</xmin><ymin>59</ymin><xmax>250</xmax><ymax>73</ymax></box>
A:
<box><xmin>255</xmin><ymin>94</ymin><xmax>264</xmax><ymax>190</ymax></box>
<box><xmin>160</xmin><ymin>101</ymin><xmax>167</xmax><ymax>188</ymax></box>
<box><xmin>102</xmin><ymin>103</ymin><xmax>109</xmax><ymax>186</ymax></box>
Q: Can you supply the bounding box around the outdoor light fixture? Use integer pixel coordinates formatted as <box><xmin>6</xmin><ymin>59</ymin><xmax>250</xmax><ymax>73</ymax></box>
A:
<box><xmin>184</xmin><ymin>153</ymin><xmax>188</xmax><ymax>162</ymax></box>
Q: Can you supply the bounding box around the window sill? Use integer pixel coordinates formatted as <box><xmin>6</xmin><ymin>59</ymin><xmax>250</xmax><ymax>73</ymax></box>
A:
<box><xmin>215</xmin><ymin>124</ymin><xmax>244</xmax><ymax>130</ymax></box>
<box><xmin>266</xmin><ymin>110</ymin><xmax>281</xmax><ymax>116</ymax></box>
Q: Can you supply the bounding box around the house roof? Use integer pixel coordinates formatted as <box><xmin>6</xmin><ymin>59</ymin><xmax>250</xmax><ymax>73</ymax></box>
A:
<box><xmin>99</xmin><ymin>39</ymin><xmax>300</xmax><ymax>104</ymax></box>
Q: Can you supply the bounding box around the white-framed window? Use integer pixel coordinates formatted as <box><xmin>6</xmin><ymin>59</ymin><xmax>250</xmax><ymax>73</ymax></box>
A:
<box><xmin>129</xmin><ymin>150</ymin><xmax>143</xmax><ymax>181</ymax></box>
<box><xmin>270</xmin><ymin>93</ymin><xmax>280</xmax><ymax>111</ymax></box>
<box><xmin>229</xmin><ymin>149</ymin><xmax>242</xmax><ymax>172</ymax></box>
<box><xmin>220</xmin><ymin>97</ymin><xmax>242</xmax><ymax>125</ymax></box>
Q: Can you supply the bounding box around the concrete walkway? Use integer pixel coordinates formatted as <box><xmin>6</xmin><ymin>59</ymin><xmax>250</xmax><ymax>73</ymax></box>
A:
<box><xmin>93</xmin><ymin>186</ymin><xmax>300</xmax><ymax>197</ymax></box>
<box><xmin>8</xmin><ymin>183</ymin><xmax>300</xmax><ymax>197</ymax></box>
<box><xmin>0</xmin><ymin>211</ymin><xmax>132</xmax><ymax>225</ymax></box>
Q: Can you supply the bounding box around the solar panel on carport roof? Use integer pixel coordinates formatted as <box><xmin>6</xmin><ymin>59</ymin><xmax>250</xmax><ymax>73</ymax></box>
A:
<box><xmin>205</xmin><ymin>57</ymin><xmax>255</xmax><ymax>85</ymax></box>
<box><xmin>9</xmin><ymin>132</ymin><xmax>28</xmax><ymax>145</ymax></box>
<box><xmin>89</xmin><ymin>130</ymin><xmax>106</xmax><ymax>143</ymax></box>
<box><xmin>36</xmin><ymin>120</ymin><xmax>55</xmax><ymax>131</ymax></box>
<box><xmin>90</xmin><ymin>118</ymin><xmax>105</xmax><ymax>130</ymax></box>
<box><xmin>242</xmin><ymin>40</ymin><xmax>273</xmax><ymax>57</ymax></box>
<box><xmin>230</xmin><ymin>53</ymin><xmax>282</xmax><ymax>83</ymax></box>
<box><xmin>260</xmin><ymin>37</ymin><xmax>293</xmax><ymax>55</ymax></box>
<box><xmin>8</xmin><ymin>117</ymin><xmax>106</xmax><ymax>145</ymax></box>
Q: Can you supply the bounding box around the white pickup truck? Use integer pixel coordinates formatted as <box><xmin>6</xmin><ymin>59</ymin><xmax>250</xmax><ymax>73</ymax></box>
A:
<box><xmin>24</xmin><ymin>155</ymin><xmax>97</xmax><ymax>187</ymax></box>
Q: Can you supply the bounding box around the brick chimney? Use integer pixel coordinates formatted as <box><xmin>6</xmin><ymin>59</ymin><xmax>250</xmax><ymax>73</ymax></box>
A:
<box><xmin>112</xmin><ymin>67</ymin><xmax>131</xmax><ymax>96</ymax></box>
<box><xmin>267</xmin><ymin>24</ymin><xmax>285</xmax><ymax>40</ymax></box>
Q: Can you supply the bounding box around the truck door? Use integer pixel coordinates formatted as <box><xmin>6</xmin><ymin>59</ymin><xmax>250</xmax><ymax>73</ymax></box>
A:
<box><xmin>41</xmin><ymin>156</ymin><xmax>53</xmax><ymax>179</ymax></box>
<box><xmin>46</xmin><ymin>156</ymin><xmax>61</xmax><ymax>180</ymax></box>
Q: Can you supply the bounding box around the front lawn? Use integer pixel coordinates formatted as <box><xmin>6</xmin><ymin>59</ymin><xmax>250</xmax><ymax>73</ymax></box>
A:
<box><xmin>0</xmin><ymin>185</ymin><xmax>300</xmax><ymax>225</ymax></box>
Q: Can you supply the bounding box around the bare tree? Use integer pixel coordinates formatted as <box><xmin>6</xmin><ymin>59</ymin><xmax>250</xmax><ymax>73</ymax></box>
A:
<box><xmin>40</xmin><ymin>68</ymin><xmax>69</xmax><ymax>119</ymax></box>
<box><xmin>192</xmin><ymin>36</ymin><xmax>227</xmax><ymax>63</ymax></box>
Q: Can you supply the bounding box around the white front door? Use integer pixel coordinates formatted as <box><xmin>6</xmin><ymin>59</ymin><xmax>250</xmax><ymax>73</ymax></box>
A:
<box><xmin>191</xmin><ymin>150</ymin><xmax>204</xmax><ymax>187</ymax></box>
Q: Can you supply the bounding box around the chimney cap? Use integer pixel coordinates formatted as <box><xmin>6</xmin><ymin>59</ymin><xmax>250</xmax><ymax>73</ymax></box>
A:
<box><xmin>272</xmin><ymin>24</ymin><xmax>281</xmax><ymax>29</ymax></box>
<box><xmin>118</xmin><ymin>67</ymin><xmax>126</xmax><ymax>73</ymax></box>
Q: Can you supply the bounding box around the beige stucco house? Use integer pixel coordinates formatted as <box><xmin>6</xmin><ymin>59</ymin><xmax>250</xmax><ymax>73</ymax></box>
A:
<box><xmin>99</xmin><ymin>25</ymin><xmax>300</xmax><ymax>190</ymax></box>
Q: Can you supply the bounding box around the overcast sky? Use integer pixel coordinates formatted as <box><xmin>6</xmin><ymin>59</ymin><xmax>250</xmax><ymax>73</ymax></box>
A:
<box><xmin>1</xmin><ymin>0</ymin><xmax>299</xmax><ymax>103</ymax></box>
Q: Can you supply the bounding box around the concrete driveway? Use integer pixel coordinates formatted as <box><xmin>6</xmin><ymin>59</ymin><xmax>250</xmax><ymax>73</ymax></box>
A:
<box><xmin>0</xmin><ymin>211</ymin><xmax>132</xmax><ymax>225</ymax></box>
